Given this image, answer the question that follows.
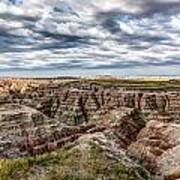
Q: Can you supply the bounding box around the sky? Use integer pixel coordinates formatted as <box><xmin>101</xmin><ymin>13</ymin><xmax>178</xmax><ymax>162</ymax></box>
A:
<box><xmin>0</xmin><ymin>0</ymin><xmax>180</xmax><ymax>77</ymax></box>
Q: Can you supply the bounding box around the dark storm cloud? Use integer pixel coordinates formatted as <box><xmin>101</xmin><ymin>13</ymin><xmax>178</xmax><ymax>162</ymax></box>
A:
<box><xmin>96</xmin><ymin>0</ymin><xmax>180</xmax><ymax>34</ymax></box>
<box><xmin>140</xmin><ymin>0</ymin><xmax>180</xmax><ymax>16</ymax></box>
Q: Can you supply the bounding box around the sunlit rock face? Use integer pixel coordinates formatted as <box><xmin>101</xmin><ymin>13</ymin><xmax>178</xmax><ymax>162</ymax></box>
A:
<box><xmin>128</xmin><ymin>120</ymin><xmax>180</xmax><ymax>179</ymax></box>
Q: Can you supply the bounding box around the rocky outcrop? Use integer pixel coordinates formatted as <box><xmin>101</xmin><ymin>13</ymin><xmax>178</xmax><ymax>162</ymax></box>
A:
<box><xmin>111</xmin><ymin>108</ymin><xmax>146</xmax><ymax>148</ymax></box>
<box><xmin>0</xmin><ymin>80</ymin><xmax>180</xmax><ymax>125</ymax></box>
<box><xmin>128</xmin><ymin>120</ymin><xmax>180</xmax><ymax>179</ymax></box>
<box><xmin>16</xmin><ymin>107</ymin><xmax>145</xmax><ymax>157</ymax></box>
<box><xmin>0</xmin><ymin>131</ymin><xmax>150</xmax><ymax>180</ymax></box>
<box><xmin>0</xmin><ymin>104</ymin><xmax>146</xmax><ymax>159</ymax></box>
<box><xmin>0</xmin><ymin>79</ymin><xmax>180</xmax><ymax>180</ymax></box>
<box><xmin>0</xmin><ymin>104</ymin><xmax>55</xmax><ymax>158</ymax></box>
<box><xmin>18</xmin><ymin>123</ymin><xmax>99</xmax><ymax>156</ymax></box>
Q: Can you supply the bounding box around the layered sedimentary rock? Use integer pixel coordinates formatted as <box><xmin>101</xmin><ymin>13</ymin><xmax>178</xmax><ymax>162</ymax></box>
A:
<box><xmin>128</xmin><ymin>120</ymin><xmax>180</xmax><ymax>179</ymax></box>
<box><xmin>0</xmin><ymin>104</ymin><xmax>57</xmax><ymax>158</ymax></box>
<box><xmin>0</xmin><ymin>105</ymin><xmax>145</xmax><ymax>159</ymax></box>
<box><xmin>1</xmin><ymin>80</ymin><xmax>179</xmax><ymax>126</ymax></box>
<box><xmin>0</xmin><ymin>131</ymin><xmax>151</xmax><ymax>180</ymax></box>
<box><xmin>15</xmin><ymin>107</ymin><xmax>145</xmax><ymax>157</ymax></box>
<box><xmin>0</xmin><ymin>79</ymin><xmax>180</xmax><ymax>180</ymax></box>
<box><xmin>111</xmin><ymin>108</ymin><xmax>146</xmax><ymax>149</ymax></box>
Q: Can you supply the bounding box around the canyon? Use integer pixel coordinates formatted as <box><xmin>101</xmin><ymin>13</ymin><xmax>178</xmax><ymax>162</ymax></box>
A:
<box><xmin>0</xmin><ymin>78</ymin><xmax>180</xmax><ymax>180</ymax></box>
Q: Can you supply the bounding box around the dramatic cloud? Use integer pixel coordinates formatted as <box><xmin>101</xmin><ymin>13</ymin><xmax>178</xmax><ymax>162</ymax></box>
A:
<box><xmin>0</xmin><ymin>0</ymin><xmax>180</xmax><ymax>76</ymax></box>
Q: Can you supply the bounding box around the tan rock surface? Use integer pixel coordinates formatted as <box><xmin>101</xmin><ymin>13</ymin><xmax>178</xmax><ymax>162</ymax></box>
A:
<box><xmin>128</xmin><ymin>121</ymin><xmax>180</xmax><ymax>179</ymax></box>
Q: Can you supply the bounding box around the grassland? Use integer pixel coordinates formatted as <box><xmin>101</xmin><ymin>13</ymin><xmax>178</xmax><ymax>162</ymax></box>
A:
<box><xmin>0</xmin><ymin>144</ymin><xmax>147</xmax><ymax>180</ymax></box>
<box><xmin>80</xmin><ymin>78</ymin><xmax>180</xmax><ymax>91</ymax></box>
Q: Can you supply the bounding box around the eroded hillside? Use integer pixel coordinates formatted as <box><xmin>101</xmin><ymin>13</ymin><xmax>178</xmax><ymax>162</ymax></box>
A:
<box><xmin>0</xmin><ymin>78</ymin><xmax>180</xmax><ymax>180</ymax></box>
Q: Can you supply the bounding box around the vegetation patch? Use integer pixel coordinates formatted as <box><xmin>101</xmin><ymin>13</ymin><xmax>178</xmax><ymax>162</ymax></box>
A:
<box><xmin>80</xmin><ymin>79</ymin><xmax>180</xmax><ymax>91</ymax></box>
<box><xmin>0</xmin><ymin>143</ymin><xmax>148</xmax><ymax>180</ymax></box>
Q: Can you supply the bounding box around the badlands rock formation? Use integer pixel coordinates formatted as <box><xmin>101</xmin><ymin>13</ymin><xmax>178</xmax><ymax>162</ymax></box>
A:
<box><xmin>0</xmin><ymin>79</ymin><xmax>180</xmax><ymax>180</ymax></box>
<box><xmin>128</xmin><ymin>120</ymin><xmax>180</xmax><ymax>179</ymax></box>
<box><xmin>1</xmin><ymin>80</ymin><xmax>179</xmax><ymax>124</ymax></box>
